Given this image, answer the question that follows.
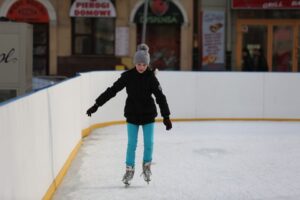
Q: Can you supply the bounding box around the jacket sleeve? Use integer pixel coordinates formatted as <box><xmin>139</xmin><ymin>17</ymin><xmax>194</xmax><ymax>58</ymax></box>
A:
<box><xmin>152</xmin><ymin>75</ymin><xmax>171</xmax><ymax>118</ymax></box>
<box><xmin>95</xmin><ymin>74</ymin><xmax>126</xmax><ymax>106</ymax></box>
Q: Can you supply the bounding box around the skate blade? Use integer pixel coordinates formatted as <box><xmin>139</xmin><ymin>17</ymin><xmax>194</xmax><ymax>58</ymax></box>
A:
<box><xmin>142</xmin><ymin>176</ymin><xmax>150</xmax><ymax>183</ymax></box>
<box><xmin>124</xmin><ymin>183</ymin><xmax>130</xmax><ymax>187</ymax></box>
<box><xmin>144</xmin><ymin>178</ymin><xmax>151</xmax><ymax>184</ymax></box>
<box><xmin>123</xmin><ymin>180</ymin><xmax>131</xmax><ymax>187</ymax></box>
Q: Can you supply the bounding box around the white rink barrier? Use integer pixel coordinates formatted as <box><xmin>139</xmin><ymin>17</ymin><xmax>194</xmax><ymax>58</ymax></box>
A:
<box><xmin>85</xmin><ymin>71</ymin><xmax>300</xmax><ymax>121</ymax></box>
<box><xmin>0</xmin><ymin>77</ymin><xmax>82</xmax><ymax>200</ymax></box>
<box><xmin>1</xmin><ymin>71</ymin><xmax>300</xmax><ymax>199</ymax></box>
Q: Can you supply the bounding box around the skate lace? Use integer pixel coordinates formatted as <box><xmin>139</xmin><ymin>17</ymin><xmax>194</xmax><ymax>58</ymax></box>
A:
<box><xmin>141</xmin><ymin>164</ymin><xmax>152</xmax><ymax>178</ymax></box>
<box><xmin>123</xmin><ymin>169</ymin><xmax>134</xmax><ymax>181</ymax></box>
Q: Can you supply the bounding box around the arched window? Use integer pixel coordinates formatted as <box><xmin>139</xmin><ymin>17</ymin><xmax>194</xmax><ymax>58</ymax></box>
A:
<box><xmin>70</xmin><ymin>0</ymin><xmax>116</xmax><ymax>56</ymax></box>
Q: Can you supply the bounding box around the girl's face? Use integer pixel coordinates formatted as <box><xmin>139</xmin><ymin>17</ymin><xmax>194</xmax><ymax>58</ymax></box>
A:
<box><xmin>135</xmin><ymin>63</ymin><xmax>148</xmax><ymax>73</ymax></box>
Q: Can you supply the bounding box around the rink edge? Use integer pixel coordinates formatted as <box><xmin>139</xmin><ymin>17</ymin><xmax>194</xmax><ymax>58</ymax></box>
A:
<box><xmin>81</xmin><ymin>117</ymin><xmax>300</xmax><ymax>137</ymax></box>
<box><xmin>44</xmin><ymin>117</ymin><xmax>300</xmax><ymax>199</ymax></box>
<box><xmin>82</xmin><ymin>120</ymin><xmax>126</xmax><ymax>137</ymax></box>
<box><xmin>169</xmin><ymin>118</ymin><xmax>300</xmax><ymax>122</ymax></box>
<box><xmin>43</xmin><ymin>140</ymin><xmax>82</xmax><ymax>200</ymax></box>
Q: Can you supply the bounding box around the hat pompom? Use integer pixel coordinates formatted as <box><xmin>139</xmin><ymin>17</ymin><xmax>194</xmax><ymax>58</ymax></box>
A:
<box><xmin>134</xmin><ymin>43</ymin><xmax>150</xmax><ymax>65</ymax></box>
<box><xmin>137</xmin><ymin>43</ymin><xmax>149</xmax><ymax>52</ymax></box>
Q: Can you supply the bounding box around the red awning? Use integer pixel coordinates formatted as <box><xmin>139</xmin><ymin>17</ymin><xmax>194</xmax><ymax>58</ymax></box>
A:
<box><xmin>7</xmin><ymin>0</ymin><xmax>49</xmax><ymax>23</ymax></box>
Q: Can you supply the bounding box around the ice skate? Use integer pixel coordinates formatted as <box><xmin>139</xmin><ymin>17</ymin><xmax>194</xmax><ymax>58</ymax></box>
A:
<box><xmin>122</xmin><ymin>166</ymin><xmax>135</xmax><ymax>186</ymax></box>
<box><xmin>141</xmin><ymin>162</ymin><xmax>152</xmax><ymax>184</ymax></box>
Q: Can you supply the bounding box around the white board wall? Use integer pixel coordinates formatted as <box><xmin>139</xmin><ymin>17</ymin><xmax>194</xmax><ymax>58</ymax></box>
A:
<box><xmin>85</xmin><ymin>71</ymin><xmax>300</xmax><ymax>122</ymax></box>
<box><xmin>1</xmin><ymin>71</ymin><xmax>300</xmax><ymax>199</ymax></box>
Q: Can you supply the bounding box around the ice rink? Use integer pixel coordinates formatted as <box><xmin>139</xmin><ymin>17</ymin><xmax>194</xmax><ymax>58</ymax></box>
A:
<box><xmin>52</xmin><ymin>121</ymin><xmax>300</xmax><ymax>200</ymax></box>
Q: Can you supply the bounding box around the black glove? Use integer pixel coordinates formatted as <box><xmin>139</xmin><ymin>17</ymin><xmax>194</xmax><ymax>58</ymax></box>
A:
<box><xmin>86</xmin><ymin>104</ymin><xmax>99</xmax><ymax>117</ymax></box>
<box><xmin>163</xmin><ymin>118</ymin><xmax>172</xmax><ymax>131</ymax></box>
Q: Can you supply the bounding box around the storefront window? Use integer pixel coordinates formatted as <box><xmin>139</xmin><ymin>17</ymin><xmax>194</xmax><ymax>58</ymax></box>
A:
<box><xmin>94</xmin><ymin>18</ymin><xmax>115</xmax><ymax>55</ymax></box>
<box><xmin>74</xmin><ymin>35</ymin><xmax>91</xmax><ymax>54</ymax></box>
<box><xmin>70</xmin><ymin>0</ymin><xmax>116</xmax><ymax>56</ymax></box>
<box><xmin>72</xmin><ymin>18</ymin><xmax>115</xmax><ymax>55</ymax></box>
<box><xmin>242</xmin><ymin>25</ymin><xmax>267</xmax><ymax>55</ymax></box>
<box><xmin>75</xmin><ymin>18</ymin><xmax>92</xmax><ymax>34</ymax></box>
<box><xmin>242</xmin><ymin>25</ymin><xmax>268</xmax><ymax>71</ymax></box>
<box><xmin>33</xmin><ymin>24</ymin><xmax>49</xmax><ymax>76</ymax></box>
<box><xmin>272</xmin><ymin>26</ymin><xmax>293</xmax><ymax>72</ymax></box>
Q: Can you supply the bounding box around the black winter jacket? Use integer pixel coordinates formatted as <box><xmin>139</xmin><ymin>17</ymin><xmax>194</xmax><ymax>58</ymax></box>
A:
<box><xmin>95</xmin><ymin>68</ymin><xmax>170</xmax><ymax>125</ymax></box>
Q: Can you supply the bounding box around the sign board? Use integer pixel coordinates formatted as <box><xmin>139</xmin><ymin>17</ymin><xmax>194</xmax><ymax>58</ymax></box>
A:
<box><xmin>232</xmin><ymin>0</ymin><xmax>300</xmax><ymax>9</ymax></box>
<box><xmin>115</xmin><ymin>27</ymin><xmax>129</xmax><ymax>56</ymax></box>
<box><xmin>7</xmin><ymin>0</ymin><xmax>49</xmax><ymax>23</ymax></box>
<box><xmin>70</xmin><ymin>0</ymin><xmax>116</xmax><ymax>17</ymax></box>
<box><xmin>134</xmin><ymin>0</ymin><xmax>184</xmax><ymax>24</ymax></box>
<box><xmin>0</xmin><ymin>22</ymin><xmax>32</xmax><ymax>97</ymax></box>
<box><xmin>202</xmin><ymin>11</ymin><xmax>225</xmax><ymax>70</ymax></box>
<box><xmin>0</xmin><ymin>34</ymin><xmax>19</xmax><ymax>83</ymax></box>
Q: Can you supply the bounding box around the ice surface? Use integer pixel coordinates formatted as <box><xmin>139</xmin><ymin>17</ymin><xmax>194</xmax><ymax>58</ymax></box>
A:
<box><xmin>52</xmin><ymin>121</ymin><xmax>300</xmax><ymax>200</ymax></box>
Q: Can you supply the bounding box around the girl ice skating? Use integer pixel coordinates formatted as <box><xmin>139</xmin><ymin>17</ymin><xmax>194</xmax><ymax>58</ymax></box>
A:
<box><xmin>86</xmin><ymin>43</ymin><xmax>172</xmax><ymax>186</ymax></box>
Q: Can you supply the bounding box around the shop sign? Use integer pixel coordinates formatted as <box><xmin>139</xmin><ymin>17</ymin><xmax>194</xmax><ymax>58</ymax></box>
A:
<box><xmin>202</xmin><ymin>11</ymin><xmax>225</xmax><ymax>70</ymax></box>
<box><xmin>7</xmin><ymin>0</ymin><xmax>49</xmax><ymax>23</ymax></box>
<box><xmin>232</xmin><ymin>0</ymin><xmax>300</xmax><ymax>9</ymax></box>
<box><xmin>70</xmin><ymin>0</ymin><xmax>116</xmax><ymax>17</ymax></box>
<box><xmin>0</xmin><ymin>49</ymin><xmax>17</xmax><ymax>65</ymax></box>
<box><xmin>0</xmin><ymin>34</ymin><xmax>19</xmax><ymax>83</ymax></box>
<box><xmin>134</xmin><ymin>0</ymin><xmax>183</xmax><ymax>24</ymax></box>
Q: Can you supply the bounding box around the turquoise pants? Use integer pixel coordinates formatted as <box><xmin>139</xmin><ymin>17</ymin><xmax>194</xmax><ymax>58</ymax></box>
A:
<box><xmin>126</xmin><ymin>123</ymin><xmax>154</xmax><ymax>167</ymax></box>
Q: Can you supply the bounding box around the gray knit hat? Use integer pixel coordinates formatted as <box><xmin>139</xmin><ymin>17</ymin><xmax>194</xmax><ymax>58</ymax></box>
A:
<box><xmin>134</xmin><ymin>44</ymin><xmax>150</xmax><ymax>65</ymax></box>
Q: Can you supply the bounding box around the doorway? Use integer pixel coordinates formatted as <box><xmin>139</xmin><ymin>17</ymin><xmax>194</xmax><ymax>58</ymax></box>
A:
<box><xmin>137</xmin><ymin>24</ymin><xmax>180</xmax><ymax>70</ymax></box>
<box><xmin>33</xmin><ymin>23</ymin><xmax>49</xmax><ymax>75</ymax></box>
<box><xmin>237</xmin><ymin>19</ymin><xmax>300</xmax><ymax>72</ymax></box>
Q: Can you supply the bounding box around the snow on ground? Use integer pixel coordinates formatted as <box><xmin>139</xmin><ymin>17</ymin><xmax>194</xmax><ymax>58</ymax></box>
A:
<box><xmin>52</xmin><ymin>121</ymin><xmax>300</xmax><ymax>200</ymax></box>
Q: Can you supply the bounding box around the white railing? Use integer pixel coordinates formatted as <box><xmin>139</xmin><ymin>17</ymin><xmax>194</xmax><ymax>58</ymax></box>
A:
<box><xmin>1</xmin><ymin>71</ymin><xmax>300</xmax><ymax>199</ymax></box>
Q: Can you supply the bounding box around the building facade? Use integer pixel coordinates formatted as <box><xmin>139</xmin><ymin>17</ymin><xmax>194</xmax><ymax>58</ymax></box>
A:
<box><xmin>0</xmin><ymin>0</ymin><xmax>193</xmax><ymax>77</ymax></box>
<box><xmin>1</xmin><ymin>0</ymin><xmax>300</xmax><ymax>77</ymax></box>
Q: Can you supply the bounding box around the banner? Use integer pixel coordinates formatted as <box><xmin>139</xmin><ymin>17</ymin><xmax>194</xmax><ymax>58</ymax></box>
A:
<box><xmin>202</xmin><ymin>11</ymin><xmax>225</xmax><ymax>70</ymax></box>
<box><xmin>232</xmin><ymin>0</ymin><xmax>300</xmax><ymax>9</ymax></box>
<box><xmin>70</xmin><ymin>0</ymin><xmax>116</xmax><ymax>17</ymax></box>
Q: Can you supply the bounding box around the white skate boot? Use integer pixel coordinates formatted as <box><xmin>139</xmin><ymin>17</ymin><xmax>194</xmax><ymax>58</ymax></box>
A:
<box><xmin>122</xmin><ymin>166</ymin><xmax>135</xmax><ymax>186</ymax></box>
<box><xmin>141</xmin><ymin>162</ymin><xmax>152</xmax><ymax>184</ymax></box>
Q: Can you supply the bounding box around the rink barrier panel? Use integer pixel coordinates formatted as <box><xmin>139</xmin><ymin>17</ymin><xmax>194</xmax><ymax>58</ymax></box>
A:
<box><xmin>84</xmin><ymin>71</ymin><xmax>300</xmax><ymax>124</ymax></box>
<box><xmin>0</xmin><ymin>76</ymin><xmax>83</xmax><ymax>200</ymax></box>
<box><xmin>2</xmin><ymin>71</ymin><xmax>300</xmax><ymax>200</ymax></box>
<box><xmin>42</xmin><ymin>140</ymin><xmax>82</xmax><ymax>200</ymax></box>
<box><xmin>0</xmin><ymin>89</ymin><xmax>53</xmax><ymax>200</ymax></box>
